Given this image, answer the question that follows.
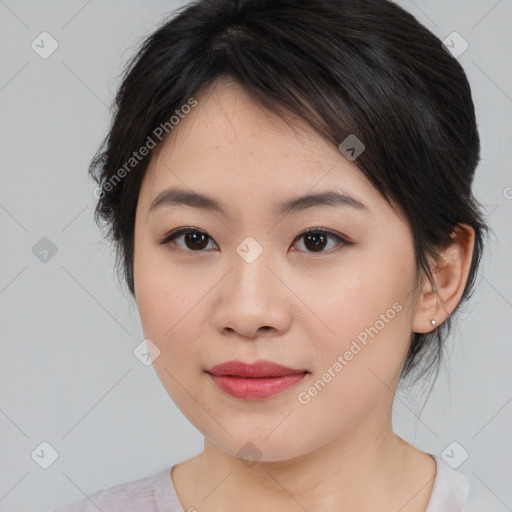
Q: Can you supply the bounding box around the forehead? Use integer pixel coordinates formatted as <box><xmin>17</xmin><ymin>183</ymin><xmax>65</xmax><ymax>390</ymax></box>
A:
<box><xmin>157</xmin><ymin>79</ymin><xmax>335</xmax><ymax>166</ymax></box>
<box><xmin>139</xmin><ymin>79</ymin><xmax>382</xmax><ymax>214</ymax></box>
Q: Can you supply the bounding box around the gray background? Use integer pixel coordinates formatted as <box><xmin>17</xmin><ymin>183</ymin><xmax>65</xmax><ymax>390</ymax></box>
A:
<box><xmin>0</xmin><ymin>1</ymin><xmax>511</xmax><ymax>510</ymax></box>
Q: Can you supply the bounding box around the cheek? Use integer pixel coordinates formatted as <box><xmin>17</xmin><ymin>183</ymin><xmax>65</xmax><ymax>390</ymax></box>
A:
<box><xmin>134</xmin><ymin>241</ymin><xmax>192</xmax><ymax>362</ymax></box>
<box><xmin>134</xmin><ymin>233</ymin><xmax>191</xmax><ymax>334</ymax></box>
<box><xmin>302</xmin><ymin>249</ymin><xmax>414</xmax><ymax>340</ymax></box>
<box><xmin>136</xmin><ymin>266</ymin><xmax>203</xmax><ymax>359</ymax></box>
<box><xmin>291</xmin><ymin>284</ymin><xmax>412</xmax><ymax>441</ymax></box>
<box><xmin>304</xmin><ymin>242</ymin><xmax>416</xmax><ymax>387</ymax></box>
<box><xmin>134</xmin><ymin>250</ymin><xmax>209</xmax><ymax>421</ymax></box>
<box><xmin>133</xmin><ymin>239</ymin><xmax>219</xmax><ymax>386</ymax></box>
<box><xmin>133</xmin><ymin>250</ymin><xmax>170</xmax><ymax>340</ymax></box>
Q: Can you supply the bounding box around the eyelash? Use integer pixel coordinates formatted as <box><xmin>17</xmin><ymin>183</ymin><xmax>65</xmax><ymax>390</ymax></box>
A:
<box><xmin>158</xmin><ymin>226</ymin><xmax>352</xmax><ymax>254</ymax></box>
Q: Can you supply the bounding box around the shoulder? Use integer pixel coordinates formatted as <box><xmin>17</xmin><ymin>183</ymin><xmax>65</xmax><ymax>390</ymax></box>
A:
<box><xmin>426</xmin><ymin>455</ymin><xmax>470</xmax><ymax>512</ymax></box>
<box><xmin>52</xmin><ymin>467</ymin><xmax>180</xmax><ymax>512</ymax></box>
<box><xmin>426</xmin><ymin>454</ymin><xmax>500</xmax><ymax>512</ymax></box>
<box><xmin>460</xmin><ymin>471</ymin><xmax>504</xmax><ymax>512</ymax></box>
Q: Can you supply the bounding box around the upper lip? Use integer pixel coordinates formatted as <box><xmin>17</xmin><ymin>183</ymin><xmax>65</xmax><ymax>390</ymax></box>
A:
<box><xmin>206</xmin><ymin>360</ymin><xmax>309</xmax><ymax>378</ymax></box>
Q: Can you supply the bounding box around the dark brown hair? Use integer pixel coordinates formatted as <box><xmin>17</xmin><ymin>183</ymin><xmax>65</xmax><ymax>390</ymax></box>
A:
<box><xmin>89</xmin><ymin>0</ymin><xmax>487</xmax><ymax>384</ymax></box>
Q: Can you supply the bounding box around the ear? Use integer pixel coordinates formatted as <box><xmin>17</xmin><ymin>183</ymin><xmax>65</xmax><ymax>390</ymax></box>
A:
<box><xmin>412</xmin><ymin>224</ymin><xmax>475</xmax><ymax>334</ymax></box>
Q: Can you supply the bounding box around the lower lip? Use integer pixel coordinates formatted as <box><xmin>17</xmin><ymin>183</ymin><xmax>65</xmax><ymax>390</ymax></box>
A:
<box><xmin>208</xmin><ymin>372</ymin><xmax>308</xmax><ymax>400</ymax></box>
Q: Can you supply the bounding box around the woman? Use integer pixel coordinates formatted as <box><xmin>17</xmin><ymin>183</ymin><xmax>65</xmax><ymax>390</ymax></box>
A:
<box><xmin>54</xmin><ymin>0</ymin><xmax>488</xmax><ymax>510</ymax></box>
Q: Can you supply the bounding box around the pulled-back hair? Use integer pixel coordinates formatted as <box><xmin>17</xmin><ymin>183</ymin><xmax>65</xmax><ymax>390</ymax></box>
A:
<box><xmin>89</xmin><ymin>0</ymin><xmax>487</xmax><ymax>384</ymax></box>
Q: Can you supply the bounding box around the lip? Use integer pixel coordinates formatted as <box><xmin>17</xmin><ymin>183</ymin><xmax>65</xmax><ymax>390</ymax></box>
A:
<box><xmin>207</xmin><ymin>360</ymin><xmax>308</xmax><ymax>377</ymax></box>
<box><xmin>206</xmin><ymin>360</ymin><xmax>309</xmax><ymax>400</ymax></box>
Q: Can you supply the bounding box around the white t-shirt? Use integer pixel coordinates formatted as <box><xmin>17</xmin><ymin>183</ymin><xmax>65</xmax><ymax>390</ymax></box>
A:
<box><xmin>52</xmin><ymin>454</ymin><xmax>487</xmax><ymax>511</ymax></box>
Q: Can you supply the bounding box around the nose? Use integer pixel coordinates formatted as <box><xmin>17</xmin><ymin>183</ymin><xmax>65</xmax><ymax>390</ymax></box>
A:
<box><xmin>211</xmin><ymin>247</ymin><xmax>293</xmax><ymax>339</ymax></box>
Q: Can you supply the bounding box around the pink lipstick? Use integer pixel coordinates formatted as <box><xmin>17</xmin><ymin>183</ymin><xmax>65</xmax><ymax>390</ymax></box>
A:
<box><xmin>206</xmin><ymin>360</ymin><xmax>309</xmax><ymax>400</ymax></box>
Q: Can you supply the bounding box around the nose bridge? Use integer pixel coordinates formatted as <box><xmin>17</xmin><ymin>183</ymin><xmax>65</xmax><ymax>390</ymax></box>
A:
<box><xmin>230</xmin><ymin>236</ymin><xmax>275</xmax><ymax>307</ymax></box>
<box><xmin>212</xmin><ymin>236</ymin><xmax>291</xmax><ymax>336</ymax></box>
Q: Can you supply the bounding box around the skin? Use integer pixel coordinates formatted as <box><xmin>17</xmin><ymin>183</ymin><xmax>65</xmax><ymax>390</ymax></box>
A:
<box><xmin>133</xmin><ymin>78</ymin><xmax>475</xmax><ymax>512</ymax></box>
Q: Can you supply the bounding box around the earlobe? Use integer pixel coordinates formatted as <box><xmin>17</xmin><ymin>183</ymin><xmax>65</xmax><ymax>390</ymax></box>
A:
<box><xmin>412</xmin><ymin>224</ymin><xmax>475</xmax><ymax>334</ymax></box>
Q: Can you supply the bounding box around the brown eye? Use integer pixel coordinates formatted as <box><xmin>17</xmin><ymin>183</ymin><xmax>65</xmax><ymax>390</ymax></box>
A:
<box><xmin>303</xmin><ymin>232</ymin><xmax>328</xmax><ymax>251</ymax></box>
<box><xmin>159</xmin><ymin>228</ymin><xmax>217</xmax><ymax>251</ymax></box>
<box><xmin>159</xmin><ymin>227</ymin><xmax>350</xmax><ymax>254</ymax></box>
<box><xmin>183</xmin><ymin>231</ymin><xmax>210</xmax><ymax>250</ymax></box>
<box><xmin>292</xmin><ymin>229</ymin><xmax>349</xmax><ymax>253</ymax></box>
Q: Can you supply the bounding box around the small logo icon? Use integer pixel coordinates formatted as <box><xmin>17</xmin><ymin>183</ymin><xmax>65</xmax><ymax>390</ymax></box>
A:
<box><xmin>236</xmin><ymin>236</ymin><xmax>263</xmax><ymax>264</ymax></box>
<box><xmin>237</xmin><ymin>442</ymin><xmax>262</xmax><ymax>468</ymax></box>
<box><xmin>133</xmin><ymin>338</ymin><xmax>161</xmax><ymax>366</ymax></box>
<box><xmin>32</xmin><ymin>237</ymin><xmax>58</xmax><ymax>263</ymax></box>
<box><xmin>338</xmin><ymin>134</ymin><xmax>365</xmax><ymax>161</ymax></box>
<box><xmin>442</xmin><ymin>32</ymin><xmax>468</xmax><ymax>59</ymax></box>
<box><xmin>31</xmin><ymin>32</ymin><xmax>59</xmax><ymax>59</ymax></box>
<box><xmin>31</xmin><ymin>441</ymin><xmax>59</xmax><ymax>469</ymax></box>
<box><xmin>441</xmin><ymin>441</ymin><xmax>469</xmax><ymax>469</ymax></box>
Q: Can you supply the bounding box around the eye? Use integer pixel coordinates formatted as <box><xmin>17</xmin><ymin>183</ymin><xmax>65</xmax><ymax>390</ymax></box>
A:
<box><xmin>159</xmin><ymin>226</ymin><xmax>350</xmax><ymax>254</ymax></box>
<box><xmin>158</xmin><ymin>227</ymin><xmax>218</xmax><ymax>251</ymax></box>
<box><xmin>292</xmin><ymin>228</ymin><xmax>350</xmax><ymax>253</ymax></box>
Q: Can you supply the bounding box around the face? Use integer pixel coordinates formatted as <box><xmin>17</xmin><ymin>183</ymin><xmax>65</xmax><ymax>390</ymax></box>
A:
<box><xmin>133</xmin><ymin>79</ymin><xmax>420</xmax><ymax>462</ymax></box>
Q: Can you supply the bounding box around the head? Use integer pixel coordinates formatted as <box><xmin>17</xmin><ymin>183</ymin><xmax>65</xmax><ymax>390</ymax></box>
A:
<box><xmin>90</xmin><ymin>0</ymin><xmax>487</xmax><ymax>461</ymax></box>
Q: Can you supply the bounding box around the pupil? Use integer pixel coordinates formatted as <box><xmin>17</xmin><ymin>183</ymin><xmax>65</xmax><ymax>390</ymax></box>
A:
<box><xmin>186</xmin><ymin>232</ymin><xmax>208</xmax><ymax>250</ymax></box>
<box><xmin>305</xmin><ymin>233</ymin><xmax>326</xmax><ymax>251</ymax></box>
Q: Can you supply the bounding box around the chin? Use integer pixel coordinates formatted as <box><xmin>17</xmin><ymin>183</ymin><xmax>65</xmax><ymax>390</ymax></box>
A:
<box><xmin>206</xmin><ymin>428</ymin><xmax>327</xmax><ymax>465</ymax></box>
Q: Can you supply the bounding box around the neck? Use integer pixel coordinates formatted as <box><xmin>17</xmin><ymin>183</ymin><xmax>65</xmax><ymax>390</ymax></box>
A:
<box><xmin>182</xmin><ymin>414</ymin><xmax>432</xmax><ymax>511</ymax></box>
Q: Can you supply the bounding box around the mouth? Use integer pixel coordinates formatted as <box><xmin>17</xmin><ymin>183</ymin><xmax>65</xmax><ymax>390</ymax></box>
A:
<box><xmin>205</xmin><ymin>360</ymin><xmax>310</xmax><ymax>400</ymax></box>
<box><xmin>206</xmin><ymin>359</ymin><xmax>309</xmax><ymax>378</ymax></box>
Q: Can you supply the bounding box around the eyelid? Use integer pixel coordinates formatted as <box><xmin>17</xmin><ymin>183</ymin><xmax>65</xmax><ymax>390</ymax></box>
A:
<box><xmin>293</xmin><ymin>227</ymin><xmax>352</xmax><ymax>245</ymax></box>
<box><xmin>158</xmin><ymin>226</ymin><xmax>217</xmax><ymax>247</ymax></box>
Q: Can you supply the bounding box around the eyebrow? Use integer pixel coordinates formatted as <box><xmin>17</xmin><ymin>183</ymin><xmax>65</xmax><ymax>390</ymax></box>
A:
<box><xmin>148</xmin><ymin>186</ymin><xmax>368</xmax><ymax>217</ymax></box>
